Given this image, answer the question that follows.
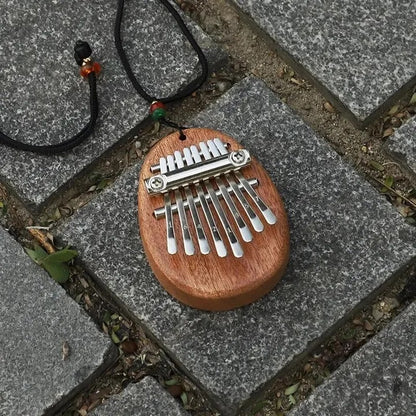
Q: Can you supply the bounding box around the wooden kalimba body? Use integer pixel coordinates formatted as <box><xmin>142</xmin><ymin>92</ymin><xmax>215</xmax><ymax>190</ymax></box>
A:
<box><xmin>138</xmin><ymin>128</ymin><xmax>290</xmax><ymax>311</ymax></box>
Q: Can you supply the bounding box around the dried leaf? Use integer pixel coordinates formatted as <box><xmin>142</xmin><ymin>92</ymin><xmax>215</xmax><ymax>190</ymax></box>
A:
<box><xmin>383</xmin><ymin>127</ymin><xmax>394</xmax><ymax>137</ymax></box>
<box><xmin>388</xmin><ymin>104</ymin><xmax>400</xmax><ymax>115</ymax></box>
<box><xmin>290</xmin><ymin>77</ymin><xmax>304</xmax><ymax>86</ymax></box>
<box><xmin>323</xmin><ymin>101</ymin><xmax>336</xmax><ymax>113</ymax></box>
<box><xmin>62</xmin><ymin>341</ymin><xmax>70</xmax><ymax>360</ymax></box>
<box><xmin>84</xmin><ymin>294</ymin><xmax>93</xmax><ymax>308</ymax></box>
<box><xmin>364</xmin><ymin>320</ymin><xmax>374</xmax><ymax>331</ymax></box>
<box><xmin>79</xmin><ymin>277</ymin><xmax>89</xmax><ymax>288</ymax></box>
<box><xmin>372</xmin><ymin>305</ymin><xmax>384</xmax><ymax>321</ymax></box>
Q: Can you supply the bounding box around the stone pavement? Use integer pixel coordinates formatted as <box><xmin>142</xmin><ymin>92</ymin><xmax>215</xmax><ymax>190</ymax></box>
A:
<box><xmin>290</xmin><ymin>302</ymin><xmax>416</xmax><ymax>416</ymax></box>
<box><xmin>1</xmin><ymin>1</ymin><xmax>416</xmax><ymax>416</ymax></box>
<box><xmin>91</xmin><ymin>378</ymin><xmax>188</xmax><ymax>416</ymax></box>
<box><xmin>387</xmin><ymin>117</ymin><xmax>416</xmax><ymax>179</ymax></box>
<box><xmin>233</xmin><ymin>0</ymin><xmax>416</xmax><ymax>125</ymax></box>
<box><xmin>0</xmin><ymin>226</ymin><xmax>117</xmax><ymax>415</ymax></box>
<box><xmin>0</xmin><ymin>0</ymin><xmax>225</xmax><ymax>209</ymax></box>
<box><xmin>58</xmin><ymin>77</ymin><xmax>416</xmax><ymax>414</ymax></box>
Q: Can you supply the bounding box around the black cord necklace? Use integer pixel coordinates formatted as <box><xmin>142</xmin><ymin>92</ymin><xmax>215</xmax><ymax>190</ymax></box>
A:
<box><xmin>1</xmin><ymin>0</ymin><xmax>208</xmax><ymax>154</ymax></box>
<box><xmin>114</xmin><ymin>0</ymin><xmax>209</xmax><ymax>136</ymax></box>
<box><xmin>0</xmin><ymin>41</ymin><xmax>100</xmax><ymax>155</ymax></box>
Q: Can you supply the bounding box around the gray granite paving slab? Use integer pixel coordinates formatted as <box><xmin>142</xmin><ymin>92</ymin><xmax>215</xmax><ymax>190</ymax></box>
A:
<box><xmin>233</xmin><ymin>0</ymin><xmax>416</xmax><ymax>123</ymax></box>
<box><xmin>0</xmin><ymin>226</ymin><xmax>116</xmax><ymax>415</ymax></box>
<box><xmin>290</xmin><ymin>302</ymin><xmax>416</xmax><ymax>416</ymax></box>
<box><xmin>386</xmin><ymin>117</ymin><xmax>416</xmax><ymax>178</ymax></box>
<box><xmin>0</xmin><ymin>0</ymin><xmax>225</xmax><ymax>208</ymax></box>
<box><xmin>57</xmin><ymin>77</ymin><xmax>416</xmax><ymax>414</ymax></box>
<box><xmin>91</xmin><ymin>378</ymin><xmax>188</xmax><ymax>416</ymax></box>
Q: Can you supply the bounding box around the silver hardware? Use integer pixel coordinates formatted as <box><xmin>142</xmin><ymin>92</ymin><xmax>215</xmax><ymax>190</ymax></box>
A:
<box><xmin>144</xmin><ymin>138</ymin><xmax>277</xmax><ymax>257</ymax></box>
<box><xmin>145</xmin><ymin>150</ymin><xmax>251</xmax><ymax>194</ymax></box>
<box><xmin>235</xmin><ymin>171</ymin><xmax>277</xmax><ymax>225</ymax></box>
<box><xmin>153</xmin><ymin>178</ymin><xmax>259</xmax><ymax>219</ymax></box>
<box><xmin>230</xmin><ymin>150</ymin><xmax>247</xmax><ymax>165</ymax></box>
<box><xmin>213</xmin><ymin>138</ymin><xmax>264</xmax><ymax>232</ymax></box>
<box><xmin>148</xmin><ymin>176</ymin><xmax>165</xmax><ymax>192</ymax></box>
<box><xmin>160</xmin><ymin>157</ymin><xmax>177</xmax><ymax>254</ymax></box>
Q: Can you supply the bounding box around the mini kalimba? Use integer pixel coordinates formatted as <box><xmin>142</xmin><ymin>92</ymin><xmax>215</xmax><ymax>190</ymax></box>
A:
<box><xmin>138</xmin><ymin>128</ymin><xmax>290</xmax><ymax>311</ymax></box>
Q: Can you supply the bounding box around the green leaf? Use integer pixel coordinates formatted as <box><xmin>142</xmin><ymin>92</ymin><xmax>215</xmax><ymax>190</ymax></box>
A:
<box><xmin>111</xmin><ymin>331</ymin><xmax>121</xmax><ymax>344</ymax></box>
<box><xmin>42</xmin><ymin>260</ymin><xmax>70</xmax><ymax>283</ymax></box>
<box><xmin>96</xmin><ymin>179</ymin><xmax>110</xmax><ymax>191</ymax></box>
<box><xmin>381</xmin><ymin>176</ymin><xmax>394</xmax><ymax>193</ymax></box>
<box><xmin>410</xmin><ymin>92</ymin><xmax>416</xmax><ymax>105</ymax></box>
<box><xmin>103</xmin><ymin>311</ymin><xmax>112</xmax><ymax>324</ymax></box>
<box><xmin>384</xmin><ymin>176</ymin><xmax>394</xmax><ymax>188</ymax></box>
<box><xmin>41</xmin><ymin>248</ymin><xmax>77</xmax><ymax>264</ymax></box>
<box><xmin>25</xmin><ymin>245</ymin><xmax>48</xmax><ymax>264</ymax></box>
<box><xmin>288</xmin><ymin>394</ymin><xmax>296</xmax><ymax>405</ymax></box>
<box><xmin>369</xmin><ymin>160</ymin><xmax>384</xmax><ymax>171</ymax></box>
<box><xmin>165</xmin><ymin>377</ymin><xmax>180</xmax><ymax>386</ymax></box>
<box><xmin>180</xmin><ymin>392</ymin><xmax>188</xmax><ymax>406</ymax></box>
<box><xmin>284</xmin><ymin>382</ymin><xmax>300</xmax><ymax>396</ymax></box>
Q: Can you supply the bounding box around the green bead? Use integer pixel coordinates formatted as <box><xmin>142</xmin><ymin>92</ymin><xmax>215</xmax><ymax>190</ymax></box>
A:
<box><xmin>151</xmin><ymin>108</ymin><xmax>166</xmax><ymax>120</ymax></box>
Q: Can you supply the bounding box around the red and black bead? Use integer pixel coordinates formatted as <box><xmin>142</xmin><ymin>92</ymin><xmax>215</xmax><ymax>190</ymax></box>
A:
<box><xmin>80</xmin><ymin>61</ymin><xmax>102</xmax><ymax>78</ymax></box>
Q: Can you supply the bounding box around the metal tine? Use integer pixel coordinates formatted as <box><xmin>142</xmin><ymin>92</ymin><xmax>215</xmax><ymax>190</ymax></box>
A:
<box><xmin>190</xmin><ymin>146</ymin><xmax>227</xmax><ymax>258</ymax></box>
<box><xmin>206</xmin><ymin>140</ymin><xmax>253</xmax><ymax>242</ymax></box>
<box><xmin>199</xmin><ymin>142</ymin><xmax>243</xmax><ymax>258</ymax></box>
<box><xmin>213</xmin><ymin>138</ymin><xmax>264</xmax><ymax>232</ymax></box>
<box><xmin>167</xmin><ymin>155</ymin><xmax>195</xmax><ymax>256</ymax></box>
<box><xmin>160</xmin><ymin>157</ymin><xmax>177</xmax><ymax>254</ymax></box>
<box><xmin>235</xmin><ymin>171</ymin><xmax>277</xmax><ymax>225</ymax></box>
<box><xmin>178</xmin><ymin>149</ymin><xmax>210</xmax><ymax>255</ymax></box>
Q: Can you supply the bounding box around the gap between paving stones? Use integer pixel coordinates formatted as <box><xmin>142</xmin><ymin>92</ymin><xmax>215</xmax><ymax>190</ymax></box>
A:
<box><xmin>1</xmin><ymin>2</ymin><xmax>415</xmax><ymax>414</ymax></box>
<box><xmin>1</xmin><ymin>1</ymin><xmax>415</xmax><ymax>230</ymax></box>
<box><xmin>33</xmin><ymin>249</ymin><xmax>219</xmax><ymax>416</ymax></box>
<box><xmin>0</xmin><ymin>202</ymin><xmax>219</xmax><ymax>414</ymax></box>
<box><xmin>0</xmin><ymin>66</ymin><xmax>240</xmax><ymax>230</ymax></box>
<box><xmin>225</xmin><ymin>0</ymin><xmax>416</xmax><ymax>128</ymax></box>
<box><xmin>3</xmin><ymin>201</ymin><xmax>414</xmax><ymax>416</ymax></box>
<box><xmin>0</xmin><ymin>0</ymin><xmax>228</xmax><ymax>212</ymax></box>
<box><xmin>241</xmin><ymin>266</ymin><xmax>416</xmax><ymax>416</ymax></box>
<box><xmin>53</xmin><ymin>234</ymin><xmax>415</xmax><ymax>416</ymax></box>
<box><xmin>176</xmin><ymin>0</ymin><xmax>416</xmax><ymax>224</ymax></box>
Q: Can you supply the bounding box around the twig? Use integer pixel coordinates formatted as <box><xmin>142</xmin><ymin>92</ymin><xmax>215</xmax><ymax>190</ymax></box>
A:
<box><xmin>27</xmin><ymin>228</ymin><xmax>55</xmax><ymax>254</ymax></box>
<box><xmin>373</xmin><ymin>177</ymin><xmax>416</xmax><ymax>210</ymax></box>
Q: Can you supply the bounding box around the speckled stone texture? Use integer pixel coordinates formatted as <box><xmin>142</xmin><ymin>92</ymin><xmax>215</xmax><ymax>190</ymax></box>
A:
<box><xmin>233</xmin><ymin>0</ymin><xmax>416</xmax><ymax>123</ymax></box>
<box><xmin>0</xmin><ymin>226</ymin><xmax>116</xmax><ymax>415</ymax></box>
<box><xmin>386</xmin><ymin>117</ymin><xmax>416</xmax><ymax>177</ymax></box>
<box><xmin>91</xmin><ymin>378</ymin><xmax>188</xmax><ymax>416</ymax></box>
<box><xmin>57</xmin><ymin>78</ymin><xmax>416</xmax><ymax>413</ymax></box>
<box><xmin>290</xmin><ymin>302</ymin><xmax>416</xmax><ymax>416</ymax></box>
<box><xmin>0</xmin><ymin>0</ymin><xmax>225</xmax><ymax>208</ymax></box>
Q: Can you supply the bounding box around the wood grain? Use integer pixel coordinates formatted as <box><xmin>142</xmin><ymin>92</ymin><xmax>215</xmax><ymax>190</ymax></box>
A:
<box><xmin>138</xmin><ymin>128</ymin><xmax>290</xmax><ymax>311</ymax></box>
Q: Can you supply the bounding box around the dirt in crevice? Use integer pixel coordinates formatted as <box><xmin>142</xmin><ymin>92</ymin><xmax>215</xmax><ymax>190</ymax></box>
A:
<box><xmin>176</xmin><ymin>0</ymin><xmax>416</xmax><ymax>225</ymax></box>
